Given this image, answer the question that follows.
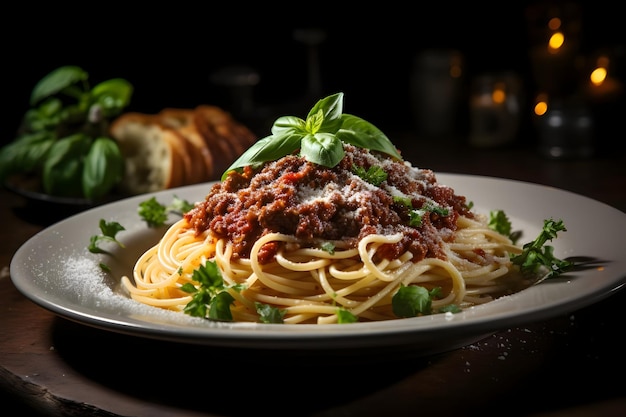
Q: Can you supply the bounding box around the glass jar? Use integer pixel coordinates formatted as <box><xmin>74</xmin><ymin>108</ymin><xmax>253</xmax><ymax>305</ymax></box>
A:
<box><xmin>536</xmin><ymin>97</ymin><xmax>594</xmax><ymax>159</ymax></box>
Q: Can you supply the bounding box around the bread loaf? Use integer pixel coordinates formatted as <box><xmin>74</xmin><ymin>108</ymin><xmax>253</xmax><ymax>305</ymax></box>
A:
<box><xmin>110</xmin><ymin>106</ymin><xmax>257</xmax><ymax>195</ymax></box>
<box><xmin>109</xmin><ymin>113</ymin><xmax>186</xmax><ymax>195</ymax></box>
<box><xmin>193</xmin><ymin>105</ymin><xmax>257</xmax><ymax>175</ymax></box>
<box><xmin>158</xmin><ymin>108</ymin><xmax>214</xmax><ymax>181</ymax></box>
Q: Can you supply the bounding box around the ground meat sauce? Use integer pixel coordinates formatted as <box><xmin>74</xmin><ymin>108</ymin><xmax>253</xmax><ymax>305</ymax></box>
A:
<box><xmin>184</xmin><ymin>145</ymin><xmax>474</xmax><ymax>264</ymax></box>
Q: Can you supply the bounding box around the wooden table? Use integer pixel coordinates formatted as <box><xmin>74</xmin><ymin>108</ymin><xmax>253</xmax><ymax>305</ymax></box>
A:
<box><xmin>2</xmin><ymin>136</ymin><xmax>626</xmax><ymax>417</ymax></box>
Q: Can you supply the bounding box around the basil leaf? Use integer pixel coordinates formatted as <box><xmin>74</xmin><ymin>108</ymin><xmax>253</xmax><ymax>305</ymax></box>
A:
<box><xmin>271</xmin><ymin>115</ymin><xmax>306</xmax><ymax>136</ymax></box>
<box><xmin>208</xmin><ymin>291</ymin><xmax>235</xmax><ymax>321</ymax></box>
<box><xmin>307</xmin><ymin>92</ymin><xmax>343</xmax><ymax>133</ymax></box>
<box><xmin>300</xmin><ymin>132</ymin><xmax>344</xmax><ymax>167</ymax></box>
<box><xmin>221</xmin><ymin>132</ymin><xmax>303</xmax><ymax>180</ymax></box>
<box><xmin>336</xmin><ymin>114</ymin><xmax>402</xmax><ymax>159</ymax></box>
<box><xmin>42</xmin><ymin>133</ymin><xmax>91</xmax><ymax>196</ymax></box>
<box><xmin>83</xmin><ymin>137</ymin><xmax>124</xmax><ymax>200</ymax></box>
<box><xmin>30</xmin><ymin>66</ymin><xmax>88</xmax><ymax>106</ymax></box>
<box><xmin>22</xmin><ymin>98</ymin><xmax>64</xmax><ymax>132</ymax></box>
<box><xmin>392</xmin><ymin>284</ymin><xmax>432</xmax><ymax>317</ymax></box>
<box><xmin>0</xmin><ymin>132</ymin><xmax>55</xmax><ymax>181</ymax></box>
<box><xmin>91</xmin><ymin>78</ymin><xmax>134</xmax><ymax>118</ymax></box>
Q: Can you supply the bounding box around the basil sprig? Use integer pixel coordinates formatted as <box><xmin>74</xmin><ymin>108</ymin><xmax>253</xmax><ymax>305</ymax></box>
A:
<box><xmin>221</xmin><ymin>92</ymin><xmax>402</xmax><ymax>180</ymax></box>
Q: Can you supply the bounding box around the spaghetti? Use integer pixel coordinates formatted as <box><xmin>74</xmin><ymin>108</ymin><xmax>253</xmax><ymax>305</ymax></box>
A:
<box><xmin>121</xmin><ymin>144</ymin><xmax>526</xmax><ymax>324</ymax></box>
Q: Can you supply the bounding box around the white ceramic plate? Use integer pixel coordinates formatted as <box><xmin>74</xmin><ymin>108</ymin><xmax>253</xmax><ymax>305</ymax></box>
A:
<box><xmin>10</xmin><ymin>174</ymin><xmax>626</xmax><ymax>354</ymax></box>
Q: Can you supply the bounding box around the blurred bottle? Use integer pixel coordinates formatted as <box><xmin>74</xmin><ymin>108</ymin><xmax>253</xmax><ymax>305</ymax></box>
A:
<box><xmin>468</xmin><ymin>72</ymin><xmax>523</xmax><ymax>148</ymax></box>
<box><xmin>210</xmin><ymin>66</ymin><xmax>260</xmax><ymax>119</ymax></box>
<box><xmin>410</xmin><ymin>49</ymin><xmax>465</xmax><ymax>139</ymax></box>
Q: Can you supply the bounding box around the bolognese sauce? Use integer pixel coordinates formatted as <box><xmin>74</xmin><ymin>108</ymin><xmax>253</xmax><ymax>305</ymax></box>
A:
<box><xmin>185</xmin><ymin>145</ymin><xmax>473</xmax><ymax>264</ymax></box>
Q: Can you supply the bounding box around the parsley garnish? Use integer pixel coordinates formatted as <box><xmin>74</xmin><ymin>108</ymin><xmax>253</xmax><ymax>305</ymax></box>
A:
<box><xmin>138</xmin><ymin>195</ymin><xmax>194</xmax><ymax>227</ymax></box>
<box><xmin>255</xmin><ymin>303</ymin><xmax>286</xmax><ymax>323</ymax></box>
<box><xmin>511</xmin><ymin>218</ymin><xmax>572</xmax><ymax>278</ymax></box>
<box><xmin>393</xmin><ymin>196</ymin><xmax>450</xmax><ymax>227</ymax></box>
<box><xmin>489</xmin><ymin>209</ymin><xmax>512</xmax><ymax>237</ymax></box>
<box><xmin>337</xmin><ymin>308</ymin><xmax>358</xmax><ymax>323</ymax></box>
<box><xmin>138</xmin><ymin>197</ymin><xmax>167</xmax><ymax>227</ymax></box>
<box><xmin>352</xmin><ymin>164</ymin><xmax>387</xmax><ymax>186</ymax></box>
<box><xmin>181</xmin><ymin>260</ymin><xmax>236</xmax><ymax>321</ymax></box>
<box><xmin>488</xmin><ymin>209</ymin><xmax>522</xmax><ymax>243</ymax></box>
<box><xmin>88</xmin><ymin>219</ymin><xmax>125</xmax><ymax>254</ymax></box>
<box><xmin>320</xmin><ymin>242</ymin><xmax>336</xmax><ymax>254</ymax></box>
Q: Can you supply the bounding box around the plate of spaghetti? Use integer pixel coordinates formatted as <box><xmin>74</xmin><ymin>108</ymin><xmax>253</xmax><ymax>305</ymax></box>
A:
<box><xmin>10</xmin><ymin>93</ymin><xmax>626</xmax><ymax>354</ymax></box>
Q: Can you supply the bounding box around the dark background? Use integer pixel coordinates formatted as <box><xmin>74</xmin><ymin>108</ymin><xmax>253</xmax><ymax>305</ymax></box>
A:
<box><xmin>3</xmin><ymin>1</ymin><xmax>624</xmax><ymax>146</ymax></box>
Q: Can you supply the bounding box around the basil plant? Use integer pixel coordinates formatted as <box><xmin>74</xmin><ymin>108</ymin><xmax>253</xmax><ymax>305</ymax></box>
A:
<box><xmin>0</xmin><ymin>65</ymin><xmax>133</xmax><ymax>200</ymax></box>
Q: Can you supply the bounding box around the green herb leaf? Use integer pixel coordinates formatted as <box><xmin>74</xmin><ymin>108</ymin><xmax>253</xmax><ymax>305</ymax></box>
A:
<box><xmin>256</xmin><ymin>302</ymin><xmax>286</xmax><ymax>323</ymax></box>
<box><xmin>183</xmin><ymin>261</ymin><xmax>235</xmax><ymax>320</ymax></box>
<box><xmin>0</xmin><ymin>132</ymin><xmax>55</xmax><ymax>182</ymax></box>
<box><xmin>489</xmin><ymin>209</ymin><xmax>512</xmax><ymax>237</ymax></box>
<box><xmin>223</xmin><ymin>133</ymin><xmax>304</xmax><ymax>180</ymax></box>
<box><xmin>42</xmin><ymin>133</ymin><xmax>91</xmax><ymax>197</ymax></box>
<box><xmin>335</xmin><ymin>114</ymin><xmax>401</xmax><ymax>159</ymax></box>
<box><xmin>393</xmin><ymin>195</ymin><xmax>412</xmax><ymax>207</ymax></box>
<box><xmin>138</xmin><ymin>197</ymin><xmax>168</xmax><ymax>227</ymax></box>
<box><xmin>336</xmin><ymin>308</ymin><xmax>358</xmax><ymax>323</ymax></box>
<box><xmin>320</xmin><ymin>242</ymin><xmax>335</xmax><ymax>254</ymax></box>
<box><xmin>437</xmin><ymin>304</ymin><xmax>462</xmax><ymax>314</ymax></box>
<box><xmin>137</xmin><ymin>196</ymin><xmax>194</xmax><ymax>227</ymax></box>
<box><xmin>300</xmin><ymin>132</ymin><xmax>344</xmax><ymax>167</ymax></box>
<box><xmin>306</xmin><ymin>93</ymin><xmax>344</xmax><ymax>133</ymax></box>
<box><xmin>192</xmin><ymin>260</ymin><xmax>224</xmax><ymax>289</ymax></box>
<box><xmin>208</xmin><ymin>291</ymin><xmax>235</xmax><ymax>321</ymax></box>
<box><xmin>352</xmin><ymin>164</ymin><xmax>387</xmax><ymax>186</ymax></box>
<box><xmin>82</xmin><ymin>137</ymin><xmax>124</xmax><ymax>200</ymax></box>
<box><xmin>392</xmin><ymin>284</ymin><xmax>433</xmax><ymax>317</ymax></box>
<box><xmin>511</xmin><ymin>219</ymin><xmax>573</xmax><ymax>278</ymax></box>
<box><xmin>88</xmin><ymin>219</ymin><xmax>125</xmax><ymax>254</ymax></box>
<box><xmin>408</xmin><ymin>210</ymin><xmax>425</xmax><ymax>227</ymax></box>
<box><xmin>91</xmin><ymin>78</ymin><xmax>134</xmax><ymax>118</ymax></box>
<box><xmin>137</xmin><ymin>197</ymin><xmax>167</xmax><ymax>227</ymax></box>
<box><xmin>30</xmin><ymin>65</ymin><xmax>89</xmax><ymax>106</ymax></box>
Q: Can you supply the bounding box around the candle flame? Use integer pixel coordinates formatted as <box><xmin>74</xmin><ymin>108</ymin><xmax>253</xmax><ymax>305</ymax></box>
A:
<box><xmin>534</xmin><ymin>94</ymin><xmax>549</xmax><ymax>116</ymax></box>
<box><xmin>548</xmin><ymin>31</ymin><xmax>565</xmax><ymax>52</ymax></box>
<box><xmin>590</xmin><ymin>55</ymin><xmax>610</xmax><ymax>86</ymax></box>
<box><xmin>492</xmin><ymin>84</ymin><xmax>506</xmax><ymax>104</ymax></box>
<box><xmin>591</xmin><ymin>67</ymin><xmax>607</xmax><ymax>86</ymax></box>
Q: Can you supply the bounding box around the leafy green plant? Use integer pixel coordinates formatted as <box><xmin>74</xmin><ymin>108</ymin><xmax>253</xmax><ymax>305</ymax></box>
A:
<box><xmin>0</xmin><ymin>65</ymin><xmax>133</xmax><ymax>200</ymax></box>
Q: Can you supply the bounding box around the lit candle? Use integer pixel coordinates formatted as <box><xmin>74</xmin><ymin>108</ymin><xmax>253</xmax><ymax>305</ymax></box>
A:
<box><xmin>469</xmin><ymin>73</ymin><xmax>522</xmax><ymax>148</ymax></box>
